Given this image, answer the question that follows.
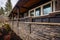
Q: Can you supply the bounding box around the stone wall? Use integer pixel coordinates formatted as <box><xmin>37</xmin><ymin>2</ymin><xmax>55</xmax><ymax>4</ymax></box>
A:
<box><xmin>9</xmin><ymin>18</ymin><xmax>60</xmax><ymax>40</ymax></box>
<box><xmin>17</xmin><ymin>22</ymin><xmax>60</xmax><ymax>40</ymax></box>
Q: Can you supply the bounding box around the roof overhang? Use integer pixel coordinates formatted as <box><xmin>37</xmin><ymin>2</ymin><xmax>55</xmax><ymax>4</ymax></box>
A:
<box><xmin>9</xmin><ymin>0</ymin><xmax>51</xmax><ymax>17</ymax></box>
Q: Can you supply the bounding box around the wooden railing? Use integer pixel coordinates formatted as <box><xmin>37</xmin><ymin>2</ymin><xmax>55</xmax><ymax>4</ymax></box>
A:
<box><xmin>18</xmin><ymin>12</ymin><xmax>60</xmax><ymax>23</ymax></box>
<box><xmin>9</xmin><ymin>11</ymin><xmax>60</xmax><ymax>23</ymax></box>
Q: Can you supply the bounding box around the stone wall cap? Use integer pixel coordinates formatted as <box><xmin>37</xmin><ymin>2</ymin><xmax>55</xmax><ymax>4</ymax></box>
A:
<box><xmin>20</xmin><ymin>22</ymin><xmax>60</xmax><ymax>26</ymax></box>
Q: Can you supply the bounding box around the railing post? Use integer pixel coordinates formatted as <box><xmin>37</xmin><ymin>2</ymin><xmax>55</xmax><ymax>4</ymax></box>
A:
<box><xmin>30</xmin><ymin>17</ymin><xmax>32</xmax><ymax>22</ymax></box>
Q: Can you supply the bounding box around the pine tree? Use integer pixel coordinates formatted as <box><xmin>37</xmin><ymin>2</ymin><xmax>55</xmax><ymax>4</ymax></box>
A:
<box><xmin>5</xmin><ymin>0</ymin><xmax>12</xmax><ymax>13</ymax></box>
<box><xmin>0</xmin><ymin>7</ymin><xmax>4</xmax><ymax>15</ymax></box>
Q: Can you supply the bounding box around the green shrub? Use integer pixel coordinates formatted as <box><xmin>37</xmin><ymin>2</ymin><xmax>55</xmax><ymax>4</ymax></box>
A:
<box><xmin>3</xmin><ymin>24</ymin><xmax>11</xmax><ymax>32</ymax></box>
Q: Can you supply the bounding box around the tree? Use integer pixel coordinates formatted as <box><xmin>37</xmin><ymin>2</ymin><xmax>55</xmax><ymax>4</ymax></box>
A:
<box><xmin>5</xmin><ymin>0</ymin><xmax>12</xmax><ymax>13</ymax></box>
<box><xmin>0</xmin><ymin>7</ymin><xmax>4</xmax><ymax>15</ymax></box>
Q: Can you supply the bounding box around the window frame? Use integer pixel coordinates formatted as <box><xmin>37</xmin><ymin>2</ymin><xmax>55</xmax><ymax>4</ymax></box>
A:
<box><xmin>29</xmin><ymin>9</ymin><xmax>35</xmax><ymax>17</ymax></box>
<box><xmin>29</xmin><ymin>1</ymin><xmax>53</xmax><ymax>17</ymax></box>
<box><xmin>35</xmin><ymin>7</ymin><xmax>41</xmax><ymax>16</ymax></box>
<box><xmin>42</xmin><ymin>1</ymin><xmax>52</xmax><ymax>15</ymax></box>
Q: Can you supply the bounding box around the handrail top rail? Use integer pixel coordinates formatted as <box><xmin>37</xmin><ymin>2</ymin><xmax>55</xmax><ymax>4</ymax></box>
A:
<box><xmin>19</xmin><ymin>22</ymin><xmax>60</xmax><ymax>26</ymax></box>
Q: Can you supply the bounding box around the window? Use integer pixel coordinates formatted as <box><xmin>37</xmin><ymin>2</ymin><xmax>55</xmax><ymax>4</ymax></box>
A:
<box><xmin>30</xmin><ymin>10</ymin><xmax>34</xmax><ymax>16</ymax></box>
<box><xmin>43</xmin><ymin>3</ymin><xmax>52</xmax><ymax>15</ymax></box>
<box><xmin>35</xmin><ymin>8</ymin><xmax>41</xmax><ymax>16</ymax></box>
<box><xmin>24</xmin><ymin>12</ymin><xmax>28</xmax><ymax>17</ymax></box>
<box><xmin>29</xmin><ymin>1</ymin><xmax>53</xmax><ymax>17</ymax></box>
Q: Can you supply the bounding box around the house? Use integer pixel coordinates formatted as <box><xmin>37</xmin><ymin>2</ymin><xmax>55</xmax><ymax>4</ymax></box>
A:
<box><xmin>8</xmin><ymin>0</ymin><xmax>60</xmax><ymax>40</ymax></box>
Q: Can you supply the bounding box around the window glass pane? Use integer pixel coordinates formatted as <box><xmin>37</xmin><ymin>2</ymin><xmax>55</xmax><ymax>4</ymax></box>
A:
<box><xmin>30</xmin><ymin>10</ymin><xmax>34</xmax><ymax>16</ymax></box>
<box><xmin>43</xmin><ymin>3</ymin><xmax>52</xmax><ymax>15</ymax></box>
<box><xmin>35</xmin><ymin>8</ymin><xmax>41</xmax><ymax>16</ymax></box>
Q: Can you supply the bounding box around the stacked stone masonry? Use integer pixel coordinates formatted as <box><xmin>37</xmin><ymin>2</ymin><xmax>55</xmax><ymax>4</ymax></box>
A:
<box><xmin>10</xmin><ymin>22</ymin><xmax>60</xmax><ymax>40</ymax></box>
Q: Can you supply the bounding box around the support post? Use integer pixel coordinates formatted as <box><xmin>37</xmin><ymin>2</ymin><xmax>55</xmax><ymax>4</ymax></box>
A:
<box><xmin>12</xmin><ymin>12</ymin><xmax>14</xmax><ymax>30</ymax></box>
<box><xmin>16</xmin><ymin>6</ymin><xmax>20</xmax><ymax>35</ymax></box>
<box><xmin>52</xmin><ymin>0</ymin><xmax>56</xmax><ymax>12</ymax></box>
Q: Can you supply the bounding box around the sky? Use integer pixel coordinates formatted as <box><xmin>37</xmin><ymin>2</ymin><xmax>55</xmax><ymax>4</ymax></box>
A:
<box><xmin>0</xmin><ymin>0</ymin><xmax>18</xmax><ymax>8</ymax></box>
